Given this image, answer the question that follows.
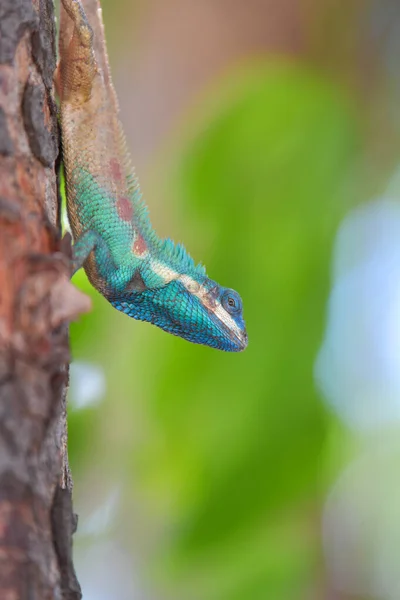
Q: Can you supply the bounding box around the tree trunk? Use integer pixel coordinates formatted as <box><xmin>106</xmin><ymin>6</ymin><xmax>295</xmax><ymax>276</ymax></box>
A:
<box><xmin>0</xmin><ymin>0</ymin><xmax>90</xmax><ymax>597</ymax></box>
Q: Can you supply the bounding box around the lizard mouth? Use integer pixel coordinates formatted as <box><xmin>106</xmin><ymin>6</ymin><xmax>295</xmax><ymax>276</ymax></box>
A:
<box><xmin>230</xmin><ymin>328</ymin><xmax>248</xmax><ymax>352</ymax></box>
<box><xmin>237</xmin><ymin>329</ymin><xmax>248</xmax><ymax>350</ymax></box>
<box><xmin>215</xmin><ymin>316</ymin><xmax>248</xmax><ymax>352</ymax></box>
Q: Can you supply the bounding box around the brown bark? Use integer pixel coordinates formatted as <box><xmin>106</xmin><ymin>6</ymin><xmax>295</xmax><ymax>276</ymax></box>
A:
<box><xmin>0</xmin><ymin>0</ymin><xmax>90</xmax><ymax>597</ymax></box>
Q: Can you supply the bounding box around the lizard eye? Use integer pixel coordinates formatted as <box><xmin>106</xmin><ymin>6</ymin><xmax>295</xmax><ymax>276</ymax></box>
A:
<box><xmin>221</xmin><ymin>289</ymin><xmax>242</xmax><ymax>315</ymax></box>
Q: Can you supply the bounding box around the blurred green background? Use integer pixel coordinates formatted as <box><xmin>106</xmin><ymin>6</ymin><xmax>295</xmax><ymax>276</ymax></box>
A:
<box><xmin>66</xmin><ymin>1</ymin><xmax>400</xmax><ymax>598</ymax></box>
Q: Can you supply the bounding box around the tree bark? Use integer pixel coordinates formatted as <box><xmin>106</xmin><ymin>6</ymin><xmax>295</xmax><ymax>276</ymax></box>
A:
<box><xmin>0</xmin><ymin>0</ymin><xmax>90</xmax><ymax>597</ymax></box>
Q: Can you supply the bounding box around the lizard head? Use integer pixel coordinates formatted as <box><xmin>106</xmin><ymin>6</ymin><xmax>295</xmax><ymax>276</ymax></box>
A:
<box><xmin>110</xmin><ymin>275</ymin><xmax>248</xmax><ymax>352</ymax></box>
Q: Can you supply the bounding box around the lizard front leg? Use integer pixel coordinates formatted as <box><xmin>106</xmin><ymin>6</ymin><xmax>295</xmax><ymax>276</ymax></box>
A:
<box><xmin>72</xmin><ymin>229</ymin><xmax>101</xmax><ymax>274</ymax></box>
<box><xmin>72</xmin><ymin>230</ymin><xmax>134</xmax><ymax>298</ymax></box>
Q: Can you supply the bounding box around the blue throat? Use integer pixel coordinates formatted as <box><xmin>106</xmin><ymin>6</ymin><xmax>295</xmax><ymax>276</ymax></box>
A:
<box><xmin>110</xmin><ymin>279</ymin><xmax>247</xmax><ymax>351</ymax></box>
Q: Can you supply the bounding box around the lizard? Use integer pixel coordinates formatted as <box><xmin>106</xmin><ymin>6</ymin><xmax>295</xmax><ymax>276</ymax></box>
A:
<box><xmin>57</xmin><ymin>0</ymin><xmax>248</xmax><ymax>352</ymax></box>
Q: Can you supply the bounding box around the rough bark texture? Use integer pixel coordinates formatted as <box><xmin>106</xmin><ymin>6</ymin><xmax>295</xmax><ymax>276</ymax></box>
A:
<box><xmin>0</xmin><ymin>0</ymin><xmax>90</xmax><ymax>597</ymax></box>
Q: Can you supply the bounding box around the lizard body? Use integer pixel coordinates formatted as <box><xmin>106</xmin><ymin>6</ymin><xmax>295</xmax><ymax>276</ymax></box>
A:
<box><xmin>58</xmin><ymin>0</ymin><xmax>247</xmax><ymax>351</ymax></box>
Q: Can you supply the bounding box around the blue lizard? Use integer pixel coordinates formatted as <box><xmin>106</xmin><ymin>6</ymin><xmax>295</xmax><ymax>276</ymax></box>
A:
<box><xmin>57</xmin><ymin>0</ymin><xmax>247</xmax><ymax>351</ymax></box>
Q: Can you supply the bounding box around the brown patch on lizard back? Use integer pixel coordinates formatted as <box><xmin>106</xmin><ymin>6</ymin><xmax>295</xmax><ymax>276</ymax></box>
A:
<box><xmin>132</xmin><ymin>234</ymin><xmax>147</xmax><ymax>256</ymax></box>
<box><xmin>116</xmin><ymin>196</ymin><xmax>133</xmax><ymax>221</ymax></box>
<box><xmin>109</xmin><ymin>157</ymin><xmax>122</xmax><ymax>180</ymax></box>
